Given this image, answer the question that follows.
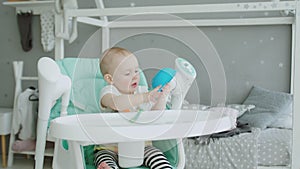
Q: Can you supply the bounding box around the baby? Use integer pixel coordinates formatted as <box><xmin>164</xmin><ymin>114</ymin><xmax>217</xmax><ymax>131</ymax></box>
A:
<box><xmin>94</xmin><ymin>47</ymin><xmax>172</xmax><ymax>169</ymax></box>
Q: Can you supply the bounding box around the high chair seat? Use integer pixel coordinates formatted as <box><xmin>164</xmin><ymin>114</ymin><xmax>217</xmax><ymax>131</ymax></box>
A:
<box><xmin>36</xmin><ymin>57</ymin><xmax>234</xmax><ymax>169</ymax></box>
<box><xmin>49</xmin><ymin>110</ymin><xmax>233</xmax><ymax>169</ymax></box>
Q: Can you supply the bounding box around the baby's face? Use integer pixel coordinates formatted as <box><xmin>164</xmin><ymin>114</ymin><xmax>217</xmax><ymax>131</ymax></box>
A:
<box><xmin>111</xmin><ymin>55</ymin><xmax>140</xmax><ymax>94</ymax></box>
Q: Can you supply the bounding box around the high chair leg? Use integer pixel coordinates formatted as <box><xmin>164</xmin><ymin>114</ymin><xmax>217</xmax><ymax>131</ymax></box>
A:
<box><xmin>52</xmin><ymin>139</ymin><xmax>83</xmax><ymax>169</ymax></box>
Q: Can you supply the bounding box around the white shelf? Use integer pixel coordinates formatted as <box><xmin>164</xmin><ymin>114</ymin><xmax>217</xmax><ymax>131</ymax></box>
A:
<box><xmin>3</xmin><ymin>1</ymin><xmax>54</xmax><ymax>15</ymax></box>
<box><xmin>12</xmin><ymin>147</ymin><xmax>54</xmax><ymax>157</ymax></box>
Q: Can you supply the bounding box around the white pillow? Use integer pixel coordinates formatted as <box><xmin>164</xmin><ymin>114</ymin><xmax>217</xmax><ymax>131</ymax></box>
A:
<box><xmin>181</xmin><ymin>103</ymin><xmax>255</xmax><ymax>117</ymax></box>
<box><xmin>208</xmin><ymin>107</ymin><xmax>238</xmax><ymax>129</ymax></box>
<box><xmin>225</xmin><ymin>104</ymin><xmax>255</xmax><ymax>117</ymax></box>
<box><xmin>181</xmin><ymin>103</ymin><xmax>210</xmax><ymax>110</ymax></box>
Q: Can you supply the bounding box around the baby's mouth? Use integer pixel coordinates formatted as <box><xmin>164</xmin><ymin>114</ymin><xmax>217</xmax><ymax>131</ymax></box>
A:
<box><xmin>131</xmin><ymin>82</ymin><xmax>137</xmax><ymax>88</ymax></box>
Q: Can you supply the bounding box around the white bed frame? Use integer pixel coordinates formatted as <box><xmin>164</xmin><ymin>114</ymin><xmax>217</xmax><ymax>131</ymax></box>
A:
<box><xmin>3</xmin><ymin>1</ymin><xmax>299</xmax><ymax>169</ymax></box>
<box><xmin>52</xmin><ymin>1</ymin><xmax>300</xmax><ymax>169</ymax></box>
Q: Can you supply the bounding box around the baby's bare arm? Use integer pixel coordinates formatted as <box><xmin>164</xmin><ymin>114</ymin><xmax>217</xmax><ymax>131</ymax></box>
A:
<box><xmin>101</xmin><ymin>86</ymin><xmax>162</xmax><ymax>111</ymax></box>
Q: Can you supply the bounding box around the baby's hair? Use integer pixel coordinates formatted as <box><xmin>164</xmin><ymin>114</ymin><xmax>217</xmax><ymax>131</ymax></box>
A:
<box><xmin>100</xmin><ymin>47</ymin><xmax>133</xmax><ymax>75</ymax></box>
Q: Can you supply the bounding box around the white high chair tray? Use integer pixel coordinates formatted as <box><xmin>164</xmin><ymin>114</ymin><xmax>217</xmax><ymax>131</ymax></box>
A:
<box><xmin>49</xmin><ymin>109</ymin><xmax>234</xmax><ymax>144</ymax></box>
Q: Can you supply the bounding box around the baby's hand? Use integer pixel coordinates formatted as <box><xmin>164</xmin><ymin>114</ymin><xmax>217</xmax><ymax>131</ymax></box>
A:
<box><xmin>148</xmin><ymin>86</ymin><xmax>162</xmax><ymax>103</ymax></box>
<box><xmin>160</xmin><ymin>83</ymin><xmax>171</xmax><ymax>97</ymax></box>
<box><xmin>150</xmin><ymin>83</ymin><xmax>171</xmax><ymax>110</ymax></box>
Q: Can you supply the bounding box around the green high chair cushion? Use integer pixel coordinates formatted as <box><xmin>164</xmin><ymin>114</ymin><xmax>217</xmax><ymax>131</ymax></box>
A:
<box><xmin>50</xmin><ymin>57</ymin><xmax>178</xmax><ymax>169</ymax></box>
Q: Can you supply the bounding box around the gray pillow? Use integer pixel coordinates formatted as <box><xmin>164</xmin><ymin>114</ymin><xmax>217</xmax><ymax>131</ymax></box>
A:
<box><xmin>268</xmin><ymin>102</ymin><xmax>292</xmax><ymax>129</ymax></box>
<box><xmin>238</xmin><ymin>86</ymin><xmax>292</xmax><ymax>129</ymax></box>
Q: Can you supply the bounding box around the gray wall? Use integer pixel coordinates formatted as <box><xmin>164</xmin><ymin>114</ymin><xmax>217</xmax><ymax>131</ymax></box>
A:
<box><xmin>0</xmin><ymin>0</ymin><xmax>291</xmax><ymax>107</ymax></box>
<box><xmin>110</xmin><ymin>25</ymin><xmax>291</xmax><ymax>105</ymax></box>
<box><xmin>0</xmin><ymin>2</ymin><xmax>98</xmax><ymax>108</ymax></box>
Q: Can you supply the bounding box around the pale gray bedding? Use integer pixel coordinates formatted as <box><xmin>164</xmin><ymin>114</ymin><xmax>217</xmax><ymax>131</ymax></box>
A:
<box><xmin>184</xmin><ymin>128</ymin><xmax>260</xmax><ymax>169</ymax></box>
<box><xmin>183</xmin><ymin>128</ymin><xmax>292</xmax><ymax>169</ymax></box>
<box><xmin>257</xmin><ymin>128</ymin><xmax>292</xmax><ymax>166</ymax></box>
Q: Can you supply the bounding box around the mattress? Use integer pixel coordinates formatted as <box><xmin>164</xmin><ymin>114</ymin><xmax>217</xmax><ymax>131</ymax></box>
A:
<box><xmin>183</xmin><ymin>128</ymin><xmax>292</xmax><ymax>169</ymax></box>
<box><xmin>258</xmin><ymin>166</ymin><xmax>289</xmax><ymax>169</ymax></box>
<box><xmin>257</xmin><ymin>128</ymin><xmax>292</xmax><ymax>166</ymax></box>
<box><xmin>181</xmin><ymin>102</ymin><xmax>292</xmax><ymax>168</ymax></box>
<box><xmin>183</xmin><ymin>128</ymin><xmax>260</xmax><ymax>169</ymax></box>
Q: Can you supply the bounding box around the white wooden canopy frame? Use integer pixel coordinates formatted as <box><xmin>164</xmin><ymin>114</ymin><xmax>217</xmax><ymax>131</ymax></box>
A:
<box><xmin>53</xmin><ymin>1</ymin><xmax>300</xmax><ymax>169</ymax></box>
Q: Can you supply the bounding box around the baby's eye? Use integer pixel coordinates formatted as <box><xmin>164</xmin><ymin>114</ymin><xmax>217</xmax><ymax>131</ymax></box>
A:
<box><xmin>124</xmin><ymin>72</ymin><xmax>130</xmax><ymax>76</ymax></box>
<box><xmin>135</xmin><ymin>70</ymin><xmax>139</xmax><ymax>73</ymax></box>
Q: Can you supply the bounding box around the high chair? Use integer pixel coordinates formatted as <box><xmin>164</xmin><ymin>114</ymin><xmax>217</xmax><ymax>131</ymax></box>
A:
<box><xmin>36</xmin><ymin>57</ymin><xmax>233</xmax><ymax>169</ymax></box>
